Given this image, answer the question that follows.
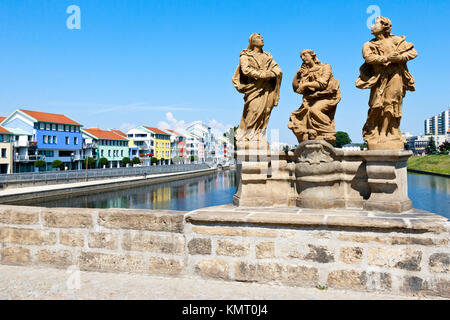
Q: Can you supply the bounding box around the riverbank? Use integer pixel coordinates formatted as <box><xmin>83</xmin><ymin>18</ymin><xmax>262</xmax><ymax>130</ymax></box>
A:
<box><xmin>407</xmin><ymin>155</ymin><xmax>450</xmax><ymax>176</ymax></box>
<box><xmin>0</xmin><ymin>167</ymin><xmax>217</xmax><ymax>205</ymax></box>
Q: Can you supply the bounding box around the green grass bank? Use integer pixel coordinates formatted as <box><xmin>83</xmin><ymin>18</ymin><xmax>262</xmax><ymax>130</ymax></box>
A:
<box><xmin>407</xmin><ymin>154</ymin><xmax>450</xmax><ymax>175</ymax></box>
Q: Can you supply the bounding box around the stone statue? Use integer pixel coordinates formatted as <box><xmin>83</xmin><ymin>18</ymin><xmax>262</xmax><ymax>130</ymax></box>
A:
<box><xmin>288</xmin><ymin>50</ymin><xmax>341</xmax><ymax>144</ymax></box>
<box><xmin>232</xmin><ymin>33</ymin><xmax>282</xmax><ymax>150</ymax></box>
<box><xmin>356</xmin><ymin>16</ymin><xmax>417</xmax><ymax>150</ymax></box>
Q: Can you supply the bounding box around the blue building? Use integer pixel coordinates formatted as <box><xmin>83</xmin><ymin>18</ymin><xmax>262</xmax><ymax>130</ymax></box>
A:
<box><xmin>0</xmin><ymin>109</ymin><xmax>83</xmax><ymax>172</ymax></box>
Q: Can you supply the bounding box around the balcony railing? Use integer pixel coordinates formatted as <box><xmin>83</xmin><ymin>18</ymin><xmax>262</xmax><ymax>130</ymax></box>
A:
<box><xmin>82</xmin><ymin>143</ymin><xmax>98</xmax><ymax>149</ymax></box>
<box><xmin>13</xmin><ymin>141</ymin><xmax>30</xmax><ymax>148</ymax></box>
<box><xmin>14</xmin><ymin>154</ymin><xmax>46</xmax><ymax>162</ymax></box>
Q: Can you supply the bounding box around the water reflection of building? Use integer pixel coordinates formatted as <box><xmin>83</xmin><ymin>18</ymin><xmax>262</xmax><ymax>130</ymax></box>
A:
<box><xmin>152</xmin><ymin>187</ymin><xmax>172</xmax><ymax>204</ymax></box>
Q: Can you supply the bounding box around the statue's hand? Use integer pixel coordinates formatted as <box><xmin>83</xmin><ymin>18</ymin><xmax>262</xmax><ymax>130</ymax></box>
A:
<box><xmin>260</xmin><ymin>71</ymin><xmax>274</xmax><ymax>79</ymax></box>
<box><xmin>387</xmin><ymin>52</ymin><xmax>402</xmax><ymax>63</ymax></box>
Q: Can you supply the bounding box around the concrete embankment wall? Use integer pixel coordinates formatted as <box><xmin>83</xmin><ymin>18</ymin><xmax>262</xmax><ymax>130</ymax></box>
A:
<box><xmin>0</xmin><ymin>205</ymin><xmax>449</xmax><ymax>298</ymax></box>
<box><xmin>0</xmin><ymin>164</ymin><xmax>211</xmax><ymax>189</ymax></box>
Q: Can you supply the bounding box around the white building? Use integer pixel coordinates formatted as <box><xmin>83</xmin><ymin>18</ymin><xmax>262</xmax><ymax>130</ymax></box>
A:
<box><xmin>406</xmin><ymin>134</ymin><xmax>447</xmax><ymax>154</ymax></box>
<box><xmin>186</xmin><ymin>121</ymin><xmax>214</xmax><ymax>163</ymax></box>
<box><xmin>424</xmin><ymin>108</ymin><xmax>450</xmax><ymax>135</ymax></box>
<box><xmin>342</xmin><ymin>143</ymin><xmax>365</xmax><ymax>151</ymax></box>
<box><xmin>126</xmin><ymin>127</ymin><xmax>154</xmax><ymax>165</ymax></box>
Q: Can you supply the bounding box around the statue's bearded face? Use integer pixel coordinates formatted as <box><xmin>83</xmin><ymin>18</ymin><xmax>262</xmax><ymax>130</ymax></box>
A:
<box><xmin>371</xmin><ymin>19</ymin><xmax>383</xmax><ymax>34</ymax></box>
<box><xmin>251</xmin><ymin>34</ymin><xmax>264</xmax><ymax>48</ymax></box>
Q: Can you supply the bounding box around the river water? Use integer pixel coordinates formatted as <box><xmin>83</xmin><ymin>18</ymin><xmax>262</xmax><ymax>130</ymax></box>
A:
<box><xmin>26</xmin><ymin>170</ymin><xmax>449</xmax><ymax>218</ymax></box>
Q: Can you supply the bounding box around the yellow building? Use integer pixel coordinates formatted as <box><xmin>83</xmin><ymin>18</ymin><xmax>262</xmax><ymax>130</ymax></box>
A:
<box><xmin>0</xmin><ymin>120</ymin><xmax>14</xmax><ymax>174</ymax></box>
<box><xmin>141</xmin><ymin>127</ymin><xmax>171</xmax><ymax>163</ymax></box>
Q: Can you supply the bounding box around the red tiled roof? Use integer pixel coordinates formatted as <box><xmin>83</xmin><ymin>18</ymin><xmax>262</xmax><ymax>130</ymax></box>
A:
<box><xmin>83</xmin><ymin>128</ymin><xmax>128</xmax><ymax>141</ymax></box>
<box><xmin>111</xmin><ymin>129</ymin><xmax>127</xmax><ymax>138</ymax></box>
<box><xmin>20</xmin><ymin>109</ymin><xmax>81</xmax><ymax>126</ymax></box>
<box><xmin>165</xmin><ymin>129</ymin><xmax>184</xmax><ymax>136</ymax></box>
<box><xmin>0</xmin><ymin>117</ymin><xmax>5</xmax><ymax>123</ymax></box>
<box><xmin>0</xmin><ymin>126</ymin><xmax>11</xmax><ymax>134</ymax></box>
<box><xmin>143</xmin><ymin>126</ymin><xmax>170</xmax><ymax>135</ymax></box>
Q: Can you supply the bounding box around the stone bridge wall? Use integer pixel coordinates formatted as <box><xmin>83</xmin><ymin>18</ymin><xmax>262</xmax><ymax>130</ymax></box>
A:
<box><xmin>0</xmin><ymin>205</ymin><xmax>448</xmax><ymax>298</ymax></box>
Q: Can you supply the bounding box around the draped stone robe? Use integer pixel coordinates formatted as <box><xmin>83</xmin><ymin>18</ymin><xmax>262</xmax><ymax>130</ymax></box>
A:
<box><xmin>232</xmin><ymin>49</ymin><xmax>282</xmax><ymax>148</ymax></box>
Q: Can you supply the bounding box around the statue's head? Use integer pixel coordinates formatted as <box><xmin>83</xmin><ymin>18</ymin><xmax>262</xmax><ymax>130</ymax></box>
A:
<box><xmin>300</xmin><ymin>49</ymin><xmax>320</xmax><ymax>66</ymax></box>
<box><xmin>371</xmin><ymin>16</ymin><xmax>392</xmax><ymax>36</ymax></box>
<box><xmin>247</xmin><ymin>33</ymin><xmax>264</xmax><ymax>50</ymax></box>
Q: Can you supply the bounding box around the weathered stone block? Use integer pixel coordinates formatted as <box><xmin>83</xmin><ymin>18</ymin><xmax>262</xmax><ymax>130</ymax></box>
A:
<box><xmin>390</xmin><ymin>236</ymin><xmax>434</xmax><ymax>246</ymax></box>
<box><xmin>191</xmin><ymin>226</ymin><xmax>277</xmax><ymax>238</ymax></box>
<box><xmin>1</xmin><ymin>247</ymin><xmax>30</xmax><ymax>265</ymax></box>
<box><xmin>121</xmin><ymin>232</ymin><xmax>184</xmax><ymax>254</ymax></box>
<box><xmin>187</xmin><ymin>238</ymin><xmax>211</xmax><ymax>255</ymax></box>
<box><xmin>35</xmin><ymin>249</ymin><xmax>73</xmax><ymax>267</ymax></box>
<box><xmin>327</xmin><ymin>270</ymin><xmax>367</xmax><ymax>290</ymax></box>
<box><xmin>0</xmin><ymin>227</ymin><xmax>56</xmax><ymax>245</ymax></box>
<box><xmin>88</xmin><ymin>233</ymin><xmax>118</xmax><ymax>250</ymax></box>
<box><xmin>234</xmin><ymin>262</ymin><xmax>318</xmax><ymax>286</ymax></box>
<box><xmin>339</xmin><ymin>247</ymin><xmax>363</xmax><ymax>264</ymax></box>
<box><xmin>368</xmin><ymin>247</ymin><xmax>422</xmax><ymax>271</ymax></box>
<box><xmin>148</xmin><ymin>256</ymin><xmax>185</xmax><ymax>275</ymax></box>
<box><xmin>303</xmin><ymin>245</ymin><xmax>334</xmax><ymax>263</ymax></box>
<box><xmin>98</xmin><ymin>210</ymin><xmax>184</xmax><ymax>233</ymax></box>
<box><xmin>0</xmin><ymin>207</ymin><xmax>39</xmax><ymax>225</ymax></box>
<box><xmin>216</xmin><ymin>239</ymin><xmax>249</xmax><ymax>257</ymax></box>
<box><xmin>366</xmin><ymin>272</ymin><xmax>392</xmax><ymax>291</ymax></box>
<box><xmin>42</xmin><ymin>211</ymin><xmax>93</xmax><ymax>228</ymax></box>
<box><xmin>429</xmin><ymin>253</ymin><xmax>449</xmax><ymax>273</ymax></box>
<box><xmin>195</xmin><ymin>259</ymin><xmax>229</xmax><ymax>280</ymax></box>
<box><xmin>235</xmin><ymin>262</ymin><xmax>283</xmax><ymax>282</ymax></box>
<box><xmin>79</xmin><ymin>252</ymin><xmax>146</xmax><ymax>272</ymax></box>
<box><xmin>256</xmin><ymin>241</ymin><xmax>275</xmax><ymax>259</ymax></box>
<box><xmin>338</xmin><ymin>233</ymin><xmax>387</xmax><ymax>244</ymax></box>
<box><xmin>402</xmin><ymin>276</ymin><xmax>428</xmax><ymax>294</ymax></box>
<box><xmin>60</xmin><ymin>232</ymin><xmax>85</xmax><ymax>247</ymax></box>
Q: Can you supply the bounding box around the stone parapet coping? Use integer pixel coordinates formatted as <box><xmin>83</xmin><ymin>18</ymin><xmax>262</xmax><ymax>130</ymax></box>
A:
<box><xmin>185</xmin><ymin>205</ymin><xmax>450</xmax><ymax>234</ymax></box>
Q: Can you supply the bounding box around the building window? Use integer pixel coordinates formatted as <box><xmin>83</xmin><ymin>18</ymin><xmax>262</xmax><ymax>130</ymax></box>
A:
<box><xmin>53</xmin><ymin>136</ymin><xmax>57</xmax><ymax>144</ymax></box>
<box><xmin>65</xmin><ymin>137</ymin><xmax>70</xmax><ymax>144</ymax></box>
<box><xmin>58</xmin><ymin>124</ymin><xmax>63</xmax><ymax>131</ymax></box>
<box><xmin>101</xmin><ymin>150</ymin><xmax>104</xmax><ymax>157</ymax></box>
<box><xmin>121</xmin><ymin>150</ymin><xmax>123</xmax><ymax>157</ymax></box>
<box><xmin>1</xmin><ymin>149</ymin><xmax>6</xmax><ymax>158</ymax></box>
<box><xmin>48</xmin><ymin>136</ymin><xmax>52</xmax><ymax>144</ymax></box>
<box><xmin>108</xmin><ymin>150</ymin><xmax>111</xmax><ymax>157</ymax></box>
<box><xmin>74</xmin><ymin>137</ymin><xmax>78</xmax><ymax>145</ymax></box>
<box><xmin>52</xmin><ymin>124</ymin><xmax>57</xmax><ymax>131</ymax></box>
<box><xmin>46</xmin><ymin>124</ymin><xmax>51</xmax><ymax>130</ymax></box>
<box><xmin>39</xmin><ymin>123</ymin><xmax>45</xmax><ymax>130</ymax></box>
<box><xmin>43</xmin><ymin>135</ymin><xmax>47</xmax><ymax>143</ymax></box>
<box><xmin>70</xmin><ymin>126</ymin><xmax>74</xmax><ymax>132</ymax></box>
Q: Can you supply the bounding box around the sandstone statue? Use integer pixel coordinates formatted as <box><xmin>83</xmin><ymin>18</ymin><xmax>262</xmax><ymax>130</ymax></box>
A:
<box><xmin>356</xmin><ymin>16</ymin><xmax>417</xmax><ymax>150</ymax></box>
<box><xmin>232</xmin><ymin>33</ymin><xmax>282</xmax><ymax>150</ymax></box>
<box><xmin>288</xmin><ymin>50</ymin><xmax>341</xmax><ymax>144</ymax></box>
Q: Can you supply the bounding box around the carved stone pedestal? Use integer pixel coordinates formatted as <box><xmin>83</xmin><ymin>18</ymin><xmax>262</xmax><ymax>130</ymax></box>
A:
<box><xmin>293</xmin><ymin>141</ymin><xmax>412</xmax><ymax>213</ymax></box>
<box><xmin>233</xmin><ymin>149</ymin><xmax>296</xmax><ymax>207</ymax></box>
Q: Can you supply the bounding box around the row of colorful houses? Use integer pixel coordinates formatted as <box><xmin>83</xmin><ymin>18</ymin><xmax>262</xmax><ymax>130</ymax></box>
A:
<box><xmin>0</xmin><ymin>109</ymin><xmax>234</xmax><ymax>174</ymax></box>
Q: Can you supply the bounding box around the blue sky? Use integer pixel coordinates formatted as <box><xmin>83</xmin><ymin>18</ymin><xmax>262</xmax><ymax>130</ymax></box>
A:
<box><xmin>0</xmin><ymin>0</ymin><xmax>449</xmax><ymax>144</ymax></box>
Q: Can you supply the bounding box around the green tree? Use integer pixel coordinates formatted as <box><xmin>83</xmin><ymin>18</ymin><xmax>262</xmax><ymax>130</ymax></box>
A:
<box><xmin>282</xmin><ymin>145</ymin><xmax>290</xmax><ymax>152</ymax></box>
<box><xmin>132</xmin><ymin>157</ymin><xmax>141</xmax><ymax>165</ymax></box>
<box><xmin>98</xmin><ymin>157</ymin><xmax>109</xmax><ymax>168</ymax></box>
<box><xmin>438</xmin><ymin>141</ymin><xmax>450</xmax><ymax>153</ymax></box>
<box><xmin>86</xmin><ymin>157</ymin><xmax>96</xmax><ymax>169</ymax></box>
<box><xmin>122</xmin><ymin>157</ymin><xmax>130</xmax><ymax>167</ymax></box>
<box><xmin>150</xmin><ymin>157</ymin><xmax>158</xmax><ymax>165</ymax></box>
<box><xmin>224</xmin><ymin>125</ymin><xmax>238</xmax><ymax>150</ymax></box>
<box><xmin>51</xmin><ymin>160</ymin><xmax>63</xmax><ymax>170</ymax></box>
<box><xmin>333</xmin><ymin>131</ymin><xmax>352</xmax><ymax>148</ymax></box>
<box><xmin>425</xmin><ymin>137</ymin><xmax>437</xmax><ymax>154</ymax></box>
<box><xmin>360</xmin><ymin>143</ymin><xmax>368</xmax><ymax>151</ymax></box>
<box><xmin>34</xmin><ymin>160</ymin><xmax>46</xmax><ymax>171</ymax></box>
<box><xmin>190</xmin><ymin>155</ymin><xmax>195</xmax><ymax>163</ymax></box>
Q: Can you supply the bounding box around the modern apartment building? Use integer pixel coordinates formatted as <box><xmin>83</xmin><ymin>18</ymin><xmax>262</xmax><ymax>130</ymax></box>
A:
<box><xmin>82</xmin><ymin>128</ymin><xmax>129</xmax><ymax>168</ymax></box>
<box><xmin>162</xmin><ymin>129</ymin><xmax>186</xmax><ymax>163</ymax></box>
<box><xmin>424</xmin><ymin>108</ymin><xmax>450</xmax><ymax>135</ymax></box>
<box><xmin>0</xmin><ymin>118</ymin><xmax>14</xmax><ymax>174</ymax></box>
<box><xmin>0</xmin><ymin>109</ymin><xmax>83</xmax><ymax>172</ymax></box>
<box><xmin>127</xmin><ymin>126</ymin><xmax>171</xmax><ymax>164</ymax></box>
<box><xmin>186</xmin><ymin>121</ymin><xmax>214</xmax><ymax>163</ymax></box>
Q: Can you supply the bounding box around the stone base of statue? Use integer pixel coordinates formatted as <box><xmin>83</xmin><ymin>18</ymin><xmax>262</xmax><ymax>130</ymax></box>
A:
<box><xmin>233</xmin><ymin>148</ymin><xmax>296</xmax><ymax>207</ymax></box>
<box><xmin>293</xmin><ymin>140</ymin><xmax>412</xmax><ymax>212</ymax></box>
<box><xmin>366</xmin><ymin>137</ymin><xmax>405</xmax><ymax>151</ymax></box>
<box><xmin>234</xmin><ymin>140</ymin><xmax>413</xmax><ymax>213</ymax></box>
